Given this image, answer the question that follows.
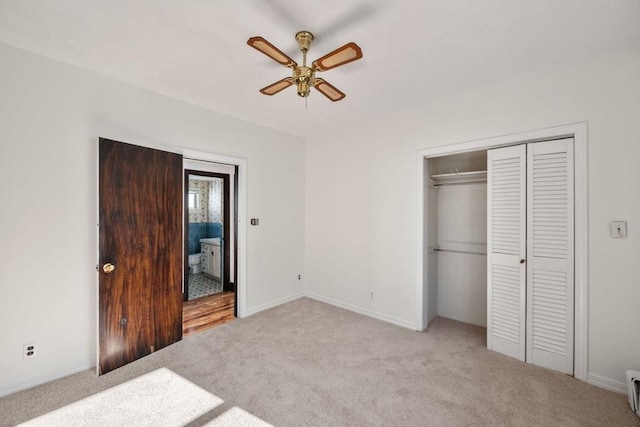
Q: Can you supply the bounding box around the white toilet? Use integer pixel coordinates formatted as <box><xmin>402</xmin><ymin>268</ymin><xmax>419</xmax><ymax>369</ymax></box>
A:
<box><xmin>188</xmin><ymin>254</ymin><xmax>201</xmax><ymax>274</ymax></box>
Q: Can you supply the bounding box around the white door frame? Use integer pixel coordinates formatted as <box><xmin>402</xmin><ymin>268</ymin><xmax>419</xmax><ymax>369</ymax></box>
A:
<box><xmin>181</xmin><ymin>148</ymin><xmax>248</xmax><ymax>318</ymax></box>
<box><xmin>415</xmin><ymin>122</ymin><xmax>588</xmax><ymax>382</ymax></box>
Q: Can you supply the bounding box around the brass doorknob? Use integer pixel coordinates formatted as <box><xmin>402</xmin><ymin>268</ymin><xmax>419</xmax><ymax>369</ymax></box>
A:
<box><xmin>103</xmin><ymin>263</ymin><xmax>115</xmax><ymax>273</ymax></box>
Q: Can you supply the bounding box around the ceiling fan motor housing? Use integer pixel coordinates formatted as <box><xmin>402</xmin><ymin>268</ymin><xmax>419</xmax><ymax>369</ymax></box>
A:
<box><xmin>294</xmin><ymin>66</ymin><xmax>314</xmax><ymax>97</ymax></box>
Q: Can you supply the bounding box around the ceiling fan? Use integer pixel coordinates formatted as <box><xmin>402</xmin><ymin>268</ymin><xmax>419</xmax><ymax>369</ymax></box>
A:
<box><xmin>247</xmin><ymin>31</ymin><xmax>363</xmax><ymax>102</ymax></box>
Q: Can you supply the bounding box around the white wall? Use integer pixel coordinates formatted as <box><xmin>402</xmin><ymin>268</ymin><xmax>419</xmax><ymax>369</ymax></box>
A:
<box><xmin>305</xmin><ymin>42</ymin><xmax>640</xmax><ymax>390</ymax></box>
<box><xmin>0</xmin><ymin>44</ymin><xmax>306</xmax><ymax>396</ymax></box>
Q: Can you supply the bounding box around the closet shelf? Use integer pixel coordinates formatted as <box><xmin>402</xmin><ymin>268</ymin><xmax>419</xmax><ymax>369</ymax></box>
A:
<box><xmin>430</xmin><ymin>170</ymin><xmax>487</xmax><ymax>185</ymax></box>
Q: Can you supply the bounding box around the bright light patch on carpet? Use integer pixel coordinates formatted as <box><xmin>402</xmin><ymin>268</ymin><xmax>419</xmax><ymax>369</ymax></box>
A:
<box><xmin>18</xmin><ymin>368</ymin><xmax>223</xmax><ymax>427</ymax></box>
<box><xmin>204</xmin><ymin>407</ymin><xmax>273</xmax><ymax>426</ymax></box>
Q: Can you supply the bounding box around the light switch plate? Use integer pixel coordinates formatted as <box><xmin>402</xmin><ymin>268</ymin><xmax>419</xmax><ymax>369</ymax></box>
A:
<box><xmin>610</xmin><ymin>221</ymin><xmax>627</xmax><ymax>238</ymax></box>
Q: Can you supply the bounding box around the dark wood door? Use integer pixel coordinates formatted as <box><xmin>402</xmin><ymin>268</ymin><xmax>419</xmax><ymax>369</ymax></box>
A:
<box><xmin>98</xmin><ymin>138</ymin><xmax>183</xmax><ymax>375</ymax></box>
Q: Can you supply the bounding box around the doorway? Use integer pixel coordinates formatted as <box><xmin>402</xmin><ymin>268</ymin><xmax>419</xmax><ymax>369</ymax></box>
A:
<box><xmin>184</xmin><ymin>172</ymin><xmax>229</xmax><ymax>301</ymax></box>
<box><xmin>425</xmin><ymin>150</ymin><xmax>488</xmax><ymax>329</ymax></box>
<box><xmin>415</xmin><ymin>122</ymin><xmax>589</xmax><ymax>381</ymax></box>
<box><xmin>183</xmin><ymin>160</ymin><xmax>238</xmax><ymax>335</ymax></box>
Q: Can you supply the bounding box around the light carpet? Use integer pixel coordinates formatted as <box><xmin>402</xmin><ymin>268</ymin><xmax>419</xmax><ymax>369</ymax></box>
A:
<box><xmin>204</xmin><ymin>407</ymin><xmax>272</xmax><ymax>427</ymax></box>
<box><xmin>1</xmin><ymin>298</ymin><xmax>638</xmax><ymax>426</ymax></box>
<box><xmin>17</xmin><ymin>368</ymin><xmax>223</xmax><ymax>426</ymax></box>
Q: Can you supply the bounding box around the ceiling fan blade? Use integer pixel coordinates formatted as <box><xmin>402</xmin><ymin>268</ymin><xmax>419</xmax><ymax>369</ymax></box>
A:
<box><xmin>313</xmin><ymin>78</ymin><xmax>346</xmax><ymax>102</ymax></box>
<box><xmin>312</xmin><ymin>42</ymin><xmax>362</xmax><ymax>72</ymax></box>
<box><xmin>247</xmin><ymin>36</ymin><xmax>297</xmax><ymax>68</ymax></box>
<box><xmin>260</xmin><ymin>78</ymin><xmax>294</xmax><ymax>96</ymax></box>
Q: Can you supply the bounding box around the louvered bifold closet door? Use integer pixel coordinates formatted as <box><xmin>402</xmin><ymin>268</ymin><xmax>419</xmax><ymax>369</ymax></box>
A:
<box><xmin>487</xmin><ymin>145</ymin><xmax>526</xmax><ymax>361</ymax></box>
<box><xmin>526</xmin><ymin>138</ymin><xmax>574</xmax><ymax>374</ymax></box>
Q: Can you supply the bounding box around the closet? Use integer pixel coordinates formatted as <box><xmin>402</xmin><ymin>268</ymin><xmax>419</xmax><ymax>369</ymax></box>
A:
<box><xmin>425</xmin><ymin>137</ymin><xmax>574</xmax><ymax>376</ymax></box>
<box><xmin>427</xmin><ymin>151</ymin><xmax>488</xmax><ymax>327</ymax></box>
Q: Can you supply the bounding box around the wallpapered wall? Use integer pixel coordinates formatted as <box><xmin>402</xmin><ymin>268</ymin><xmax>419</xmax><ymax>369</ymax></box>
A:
<box><xmin>188</xmin><ymin>178</ymin><xmax>224</xmax><ymax>255</ymax></box>
<box><xmin>188</xmin><ymin>178</ymin><xmax>223</xmax><ymax>223</ymax></box>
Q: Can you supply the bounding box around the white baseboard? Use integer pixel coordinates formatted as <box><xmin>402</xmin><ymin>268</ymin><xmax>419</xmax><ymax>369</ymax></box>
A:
<box><xmin>0</xmin><ymin>358</ymin><xmax>94</xmax><ymax>398</ymax></box>
<box><xmin>305</xmin><ymin>292</ymin><xmax>416</xmax><ymax>330</ymax></box>
<box><xmin>587</xmin><ymin>373</ymin><xmax>627</xmax><ymax>394</ymax></box>
<box><xmin>244</xmin><ymin>292</ymin><xmax>305</xmax><ymax>317</ymax></box>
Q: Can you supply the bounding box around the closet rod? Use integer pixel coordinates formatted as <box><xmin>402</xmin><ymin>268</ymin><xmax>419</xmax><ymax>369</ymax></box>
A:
<box><xmin>433</xmin><ymin>248</ymin><xmax>487</xmax><ymax>256</ymax></box>
<box><xmin>433</xmin><ymin>181</ymin><xmax>487</xmax><ymax>187</ymax></box>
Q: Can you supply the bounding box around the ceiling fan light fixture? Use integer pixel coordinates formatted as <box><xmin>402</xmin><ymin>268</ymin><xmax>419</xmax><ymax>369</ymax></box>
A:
<box><xmin>297</xmin><ymin>80</ymin><xmax>310</xmax><ymax>97</ymax></box>
<box><xmin>293</xmin><ymin>65</ymin><xmax>314</xmax><ymax>97</ymax></box>
<box><xmin>312</xmin><ymin>42</ymin><xmax>363</xmax><ymax>71</ymax></box>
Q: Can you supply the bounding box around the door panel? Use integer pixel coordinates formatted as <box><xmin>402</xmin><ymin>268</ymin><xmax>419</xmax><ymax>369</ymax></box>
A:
<box><xmin>526</xmin><ymin>138</ymin><xmax>574</xmax><ymax>374</ymax></box>
<box><xmin>98</xmin><ymin>138</ymin><xmax>183</xmax><ymax>375</ymax></box>
<box><xmin>487</xmin><ymin>145</ymin><xmax>526</xmax><ymax>361</ymax></box>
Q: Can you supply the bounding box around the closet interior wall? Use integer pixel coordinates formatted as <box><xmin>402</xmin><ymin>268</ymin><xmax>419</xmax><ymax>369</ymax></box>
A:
<box><xmin>427</xmin><ymin>151</ymin><xmax>488</xmax><ymax>327</ymax></box>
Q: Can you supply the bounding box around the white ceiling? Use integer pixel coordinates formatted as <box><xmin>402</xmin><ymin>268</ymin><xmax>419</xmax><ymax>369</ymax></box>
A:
<box><xmin>1</xmin><ymin>0</ymin><xmax>639</xmax><ymax>139</ymax></box>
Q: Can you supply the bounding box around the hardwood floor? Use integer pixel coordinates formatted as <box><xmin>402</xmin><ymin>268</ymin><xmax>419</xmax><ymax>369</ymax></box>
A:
<box><xmin>183</xmin><ymin>291</ymin><xmax>235</xmax><ymax>337</ymax></box>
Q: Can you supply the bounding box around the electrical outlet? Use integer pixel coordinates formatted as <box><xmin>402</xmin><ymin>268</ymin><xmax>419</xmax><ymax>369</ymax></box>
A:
<box><xmin>24</xmin><ymin>343</ymin><xmax>37</xmax><ymax>359</ymax></box>
<box><xmin>297</xmin><ymin>274</ymin><xmax>301</xmax><ymax>280</ymax></box>
<box><xmin>370</xmin><ymin>291</ymin><xmax>374</xmax><ymax>300</ymax></box>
